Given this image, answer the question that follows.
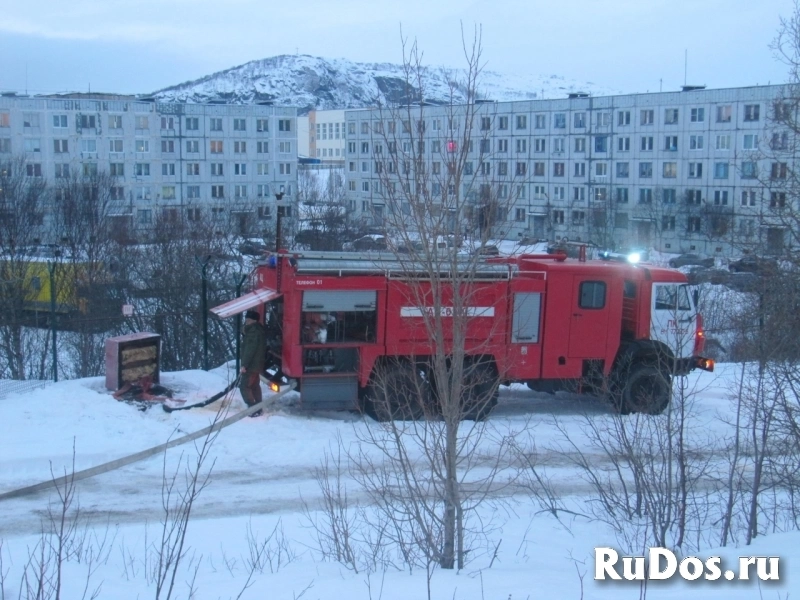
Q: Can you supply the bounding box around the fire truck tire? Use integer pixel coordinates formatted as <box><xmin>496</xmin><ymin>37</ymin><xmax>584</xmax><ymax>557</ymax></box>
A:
<box><xmin>363</xmin><ymin>360</ymin><xmax>425</xmax><ymax>422</ymax></box>
<box><xmin>462</xmin><ymin>361</ymin><xmax>499</xmax><ymax>421</ymax></box>
<box><xmin>618</xmin><ymin>365</ymin><xmax>671</xmax><ymax>415</ymax></box>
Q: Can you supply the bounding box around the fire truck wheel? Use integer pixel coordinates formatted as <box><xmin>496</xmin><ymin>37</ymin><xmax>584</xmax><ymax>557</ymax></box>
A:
<box><xmin>462</xmin><ymin>362</ymin><xmax>499</xmax><ymax>421</ymax></box>
<box><xmin>363</xmin><ymin>361</ymin><xmax>425</xmax><ymax>422</ymax></box>
<box><xmin>619</xmin><ymin>365</ymin><xmax>671</xmax><ymax>415</ymax></box>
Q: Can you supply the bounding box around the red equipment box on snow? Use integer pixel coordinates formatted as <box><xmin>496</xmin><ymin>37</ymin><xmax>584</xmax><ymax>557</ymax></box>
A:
<box><xmin>105</xmin><ymin>333</ymin><xmax>161</xmax><ymax>391</ymax></box>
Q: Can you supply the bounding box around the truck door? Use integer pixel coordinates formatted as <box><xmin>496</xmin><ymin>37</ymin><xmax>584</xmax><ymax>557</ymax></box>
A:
<box><xmin>568</xmin><ymin>278</ymin><xmax>610</xmax><ymax>358</ymax></box>
<box><xmin>650</xmin><ymin>283</ymin><xmax>694</xmax><ymax>359</ymax></box>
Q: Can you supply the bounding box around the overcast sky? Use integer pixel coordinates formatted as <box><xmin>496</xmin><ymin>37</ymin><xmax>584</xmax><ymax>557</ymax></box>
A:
<box><xmin>1</xmin><ymin>0</ymin><xmax>795</xmax><ymax>96</ymax></box>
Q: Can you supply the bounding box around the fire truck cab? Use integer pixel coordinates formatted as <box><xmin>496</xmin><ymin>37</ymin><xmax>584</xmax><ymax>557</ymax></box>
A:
<box><xmin>211</xmin><ymin>251</ymin><xmax>713</xmax><ymax>417</ymax></box>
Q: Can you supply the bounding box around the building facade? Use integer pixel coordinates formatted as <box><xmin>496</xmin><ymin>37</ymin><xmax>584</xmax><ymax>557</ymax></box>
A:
<box><xmin>345</xmin><ymin>85</ymin><xmax>796</xmax><ymax>256</ymax></box>
<box><xmin>0</xmin><ymin>94</ymin><xmax>299</xmax><ymax>237</ymax></box>
<box><xmin>309</xmin><ymin>109</ymin><xmax>347</xmax><ymax>165</ymax></box>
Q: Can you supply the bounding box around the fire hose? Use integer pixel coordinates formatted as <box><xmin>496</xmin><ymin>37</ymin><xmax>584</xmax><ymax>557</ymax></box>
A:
<box><xmin>0</xmin><ymin>379</ymin><xmax>296</xmax><ymax>503</ymax></box>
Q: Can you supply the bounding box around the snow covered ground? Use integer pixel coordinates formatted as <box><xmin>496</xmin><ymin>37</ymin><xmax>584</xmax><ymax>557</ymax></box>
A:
<box><xmin>0</xmin><ymin>363</ymin><xmax>795</xmax><ymax>598</ymax></box>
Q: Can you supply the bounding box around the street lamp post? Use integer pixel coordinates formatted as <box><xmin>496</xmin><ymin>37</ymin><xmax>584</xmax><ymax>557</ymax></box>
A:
<box><xmin>47</xmin><ymin>249</ymin><xmax>61</xmax><ymax>382</ymax></box>
<box><xmin>275</xmin><ymin>191</ymin><xmax>285</xmax><ymax>292</ymax></box>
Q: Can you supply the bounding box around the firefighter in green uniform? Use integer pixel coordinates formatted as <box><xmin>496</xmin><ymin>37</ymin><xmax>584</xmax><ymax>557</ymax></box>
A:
<box><xmin>240</xmin><ymin>309</ymin><xmax>266</xmax><ymax>416</ymax></box>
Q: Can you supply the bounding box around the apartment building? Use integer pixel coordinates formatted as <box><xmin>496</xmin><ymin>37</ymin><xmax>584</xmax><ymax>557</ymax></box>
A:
<box><xmin>345</xmin><ymin>85</ymin><xmax>795</xmax><ymax>256</ymax></box>
<box><xmin>309</xmin><ymin>109</ymin><xmax>347</xmax><ymax>165</ymax></box>
<box><xmin>0</xmin><ymin>94</ymin><xmax>298</xmax><ymax>236</ymax></box>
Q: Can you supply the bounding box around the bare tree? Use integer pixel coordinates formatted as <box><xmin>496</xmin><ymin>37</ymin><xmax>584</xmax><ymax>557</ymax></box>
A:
<box><xmin>334</xmin><ymin>27</ymin><xmax>521</xmax><ymax>573</ymax></box>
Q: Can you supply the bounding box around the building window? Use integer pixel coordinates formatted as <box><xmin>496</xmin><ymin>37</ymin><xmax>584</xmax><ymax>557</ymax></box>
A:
<box><xmin>136</xmin><ymin>186</ymin><xmax>151</xmax><ymax>200</ymax></box>
<box><xmin>715</xmin><ymin>135</ymin><xmax>731</xmax><ymax>150</ymax></box>
<box><xmin>553</xmin><ymin>113</ymin><xmax>566</xmax><ymax>129</ymax></box>
<box><xmin>594</xmin><ymin>187</ymin><xmax>607</xmax><ymax>201</ymax></box>
<box><xmin>516</xmin><ymin>138</ymin><xmax>527</xmax><ymax>153</ymax></box>
<box><xmin>110</xmin><ymin>186</ymin><xmax>125</xmax><ymax>200</ymax></box>
<box><xmin>595</xmin><ymin>162</ymin><xmax>608</xmax><ymax>177</ymax></box>
<box><xmin>134</xmin><ymin>163</ymin><xmax>150</xmax><ymax>177</ymax></box>
<box><xmin>689</xmin><ymin>162</ymin><xmax>703</xmax><ymax>178</ymax></box>
<box><xmin>688</xmin><ymin>217</ymin><xmax>702</xmax><ymax>232</ymax></box>
<box><xmin>186</xmin><ymin>140</ymin><xmax>199</xmax><ymax>153</ymax></box>
<box><xmin>185</xmin><ymin>117</ymin><xmax>199</xmax><ymax>130</ymax></box>
<box><xmin>771</xmin><ymin>132</ymin><xmax>789</xmax><ymax>150</ymax></box>
<box><xmin>25</xmin><ymin>163</ymin><xmax>43</xmax><ymax>177</ymax></box>
<box><xmin>279</xmin><ymin>163</ymin><xmax>292</xmax><ymax>175</ymax></box>
<box><xmin>744</xmin><ymin>104</ymin><xmax>760</xmax><ymax>122</ymax></box>
<box><xmin>534</xmin><ymin>138</ymin><xmax>545</xmax><ymax>153</ymax></box>
<box><xmin>553</xmin><ymin>138</ymin><xmax>565</xmax><ymax>153</ymax></box>
<box><xmin>571</xmin><ymin>210</ymin><xmax>585</xmax><ymax>226</ymax></box>
<box><xmin>552</xmin><ymin>210</ymin><xmax>565</xmax><ymax>224</ymax></box>
<box><xmin>574</xmin><ymin>112</ymin><xmax>586</xmax><ymax>128</ymax></box>
<box><xmin>137</xmin><ymin>209</ymin><xmax>152</xmax><ymax>225</ymax></box>
<box><xmin>574</xmin><ymin>162</ymin><xmax>586</xmax><ymax>177</ymax></box>
<box><xmin>615</xmin><ymin>213</ymin><xmax>629</xmax><ymax>229</ymax></box>
<box><xmin>161</xmin><ymin>140</ymin><xmax>175</xmax><ymax>153</ymax></box>
<box><xmin>257</xmin><ymin>163</ymin><xmax>269</xmax><ymax>176</ymax></box>
<box><xmin>256</xmin><ymin>118</ymin><xmax>269</xmax><ymax>133</ymax></box>
<box><xmin>617</xmin><ymin>137</ymin><xmax>630</xmax><ymax>152</ymax></box>
<box><xmin>741</xmin><ymin>161</ymin><xmax>757</xmax><ymax>179</ymax></box>
<box><xmin>135</xmin><ymin>139</ymin><xmax>149</xmax><ymax>153</ymax></box>
<box><xmin>596</xmin><ymin>112</ymin><xmax>611</xmax><ymax>127</ymax></box>
<box><xmin>187</xmin><ymin>185</ymin><xmax>200</xmax><ymax>200</ymax></box>
<box><xmin>662</xmin><ymin>216</ymin><xmax>676</xmax><ymax>231</ymax></box>
<box><xmin>516</xmin><ymin>162</ymin><xmax>527</xmax><ymax>176</ymax></box>
<box><xmin>533</xmin><ymin>162</ymin><xmax>545</xmax><ymax>176</ymax></box>
<box><xmin>616</xmin><ymin>187</ymin><xmax>629</xmax><ymax>203</ymax></box>
<box><xmin>741</xmin><ymin>190</ymin><xmax>757</xmax><ymax>206</ymax></box>
<box><xmin>639</xmin><ymin>162</ymin><xmax>653</xmax><ymax>178</ymax></box>
<box><xmin>516</xmin><ymin>115</ymin><xmax>528</xmax><ymax>130</ymax></box>
<box><xmin>641</xmin><ymin>136</ymin><xmax>653</xmax><ymax>151</ymax></box>
<box><xmin>534</xmin><ymin>114</ymin><xmax>546</xmax><ymax>129</ymax></box>
<box><xmin>210</xmin><ymin>140</ymin><xmax>223</xmax><ymax>154</ymax></box>
<box><xmin>162</xmin><ymin>186</ymin><xmax>176</xmax><ymax>200</ymax></box>
<box><xmin>743</xmin><ymin>134</ymin><xmax>759</xmax><ymax>150</ymax></box>
<box><xmin>553</xmin><ymin>162</ymin><xmax>565</xmax><ymax>177</ymax></box>
<box><xmin>664</xmin><ymin>108</ymin><xmax>679</xmax><ymax>124</ymax></box>
<box><xmin>714</xmin><ymin>162</ymin><xmax>729</xmax><ymax>179</ymax></box>
<box><xmin>211</xmin><ymin>185</ymin><xmax>225</xmax><ymax>199</ymax></box>
<box><xmin>617</xmin><ymin>110</ymin><xmax>631</xmax><ymax>126</ymax></box>
<box><xmin>573</xmin><ymin>187</ymin><xmax>585</xmax><ymax>202</ymax></box>
<box><xmin>162</xmin><ymin>163</ymin><xmax>176</xmax><ymax>176</ymax></box>
<box><xmin>575</xmin><ymin>137</ymin><xmax>586</xmax><ymax>152</ymax></box>
<box><xmin>233</xmin><ymin>118</ymin><xmax>246</xmax><ymax>131</ymax></box>
<box><xmin>663</xmin><ymin>162</ymin><xmax>677</xmax><ymax>178</ymax></box>
<box><xmin>770</xmin><ymin>192</ymin><xmax>787</xmax><ymax>208</ymax></box>
<box><xmin>664</xmin><ymin>136</ymin><xmax>678</xmax><ymax>151</ymax></box>
<box><xmin>53</xmin><ymin>115</ymin><xmax>68</xmax><ymax>128</ymax></box>
<box><xmin>53</xmin><ymin>139</ymin><xmax>68</xmax><ymax>153</ymax></box>
<box><xmin>716</xmin><ymin>105</ymin><xmax>732</xmax><ymax>123</ymax></box>
<box><xmin>639</xmin><ymin>188</ymin><xmax>653</xmax><ymax>204</ymax></box>
<box><xmin>640</xmin><ymin>109</ymin><xmax>654</xmax><ymax>125</ymax></box>
<box><xmin>690</xmin><ymin>107</ymin><xmax>705</xmax><ymax>122</ymax></box>
<box><xmin>234</xmin><ymin>184</ymin><xmax>247</xmax><ymax>198</ymax></box>
<box><xmin>714</xmin><ymin>190</ymin><xmax>729</xmax><ymax>205</ymax></box>
<box><xmin>686</xmin><ymin>189</ymin><xmax>702</xmax><ymax>205</ymax></box>
<box><xmin>689</xmin><ymin>135</ymin><xmax>704</xmax><ymax>150</ymax></box>
<box><xmin>498</xmin><ymin>116</ymin><xmax>508</xmax><ymax>130</ymax></box>
<box><xmin>770</xmin><ymin>162</ymin><xmax>788</xmax><ymax>179</ymax></box>
<box><xmin>234</xmin><ymin>141</ymin><xmax>247</xmax><ymax>153</ymax></box>
<box><xmin>662</xmin><ymin>188</ymin><xmax>677</xmax><ymax>204</ymax></box>
<box><xmin>234</xmin><ymin>163</ymin><xmax>247</xmax><ymax>176</ymax></box>
<box><xmin>616</xmin><ymin>162</ymin><xmax>629</xmax><ymax>178</ymax></box>
<box><xmin>279</xmin><ymin>119</ymin><xmax>292</xmax><ymax>132</ymax></box>
<box><xmin>594</xmin><ymin>136</ymin><xmax>608</xmax><ymax>152</ymax></box>
<box><xmin>0</xmin><ymin>138</ymin><xmax>9</xmax><ymax>153</ymax></box>
<box><xmin>211</xmin><ymin>163</ymin><xmax>224</xmax><ymax>176</ymax></box>
<box><xmin>514</xmin><ymin>207</ymin><xmax>526</xmax><ymax>222</ymax></box>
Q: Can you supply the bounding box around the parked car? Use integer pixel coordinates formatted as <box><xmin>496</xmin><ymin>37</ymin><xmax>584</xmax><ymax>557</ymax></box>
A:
<box><xmin>343</xmin><ymin>234</ymin><xmax>388</xmax><ymax>252</ymax></box>
<box><xmin>668</xmin><ymin>253</ymin><xmax>715</xmax><ymax>269</ymax></box>
<box><xmin>728</xmin><ymin>255</ymin><xmax>779</xmax><ymax>275</ymax></box>
<box><xmin>238</xmin><ymin>240</ymin><xmax>269</xmax><ymax>256</ymax></box>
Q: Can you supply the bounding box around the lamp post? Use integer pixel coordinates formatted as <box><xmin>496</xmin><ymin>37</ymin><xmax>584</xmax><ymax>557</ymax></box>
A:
<box><xmin>197</xmin><ymin>254</ymin><xmax>212</xmax><ymax>371</ymax></box>
<box><xmin>47</xmin><ymin>249</ymin><xmax>61</xmax><ymax>382</ymax></box>
<box><xmin>275</xmin><ymin>191</ymin><xmax>285</xmax><ymax>292</ymax></box>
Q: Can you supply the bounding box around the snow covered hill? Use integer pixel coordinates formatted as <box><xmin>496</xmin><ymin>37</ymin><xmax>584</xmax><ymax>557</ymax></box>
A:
<box><xmin>152</xmin><ymin>54</ymin><xmax>620</xmax><ymax>113</ymax></box>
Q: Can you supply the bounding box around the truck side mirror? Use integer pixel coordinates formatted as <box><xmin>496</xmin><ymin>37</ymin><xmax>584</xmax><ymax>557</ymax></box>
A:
<box><xmin>692</xmin><ymin>289</ymin><xmax>699</xmax><ymax>309</ymax></box>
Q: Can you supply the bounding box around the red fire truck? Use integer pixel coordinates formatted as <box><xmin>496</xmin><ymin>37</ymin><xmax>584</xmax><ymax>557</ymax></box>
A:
<box><xmin>211</xmin><ymin>251</ymin><xmax>713</xmax><ymax>417</ymax></box>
